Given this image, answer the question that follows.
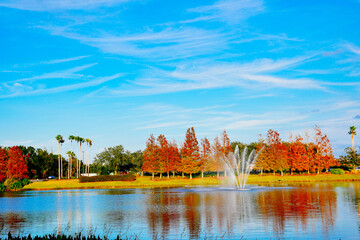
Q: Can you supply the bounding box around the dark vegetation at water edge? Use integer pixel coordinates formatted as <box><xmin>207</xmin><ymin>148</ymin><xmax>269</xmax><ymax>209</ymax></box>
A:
<box><xmin>1</xmin><ymin>233</ymin><xmax>135</xmax><ymax>240</ymax></box>
<box><xmin>79</xmin><ymin>174</ymin><xmax>136</xmax><ymax>183</ymax></box>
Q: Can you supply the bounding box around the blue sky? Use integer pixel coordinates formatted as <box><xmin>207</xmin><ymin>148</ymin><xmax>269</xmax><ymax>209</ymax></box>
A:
<box><xmin>1</xmin><ymin>0</ymin><xmax>360</xmax><ymax>159</ymax></box>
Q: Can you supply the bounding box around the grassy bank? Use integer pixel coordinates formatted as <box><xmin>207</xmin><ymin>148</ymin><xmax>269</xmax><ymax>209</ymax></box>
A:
<box><xmin>21</xmin><ymin>173</ymin><xmax>360</xmax><ymax>191</ymax></box>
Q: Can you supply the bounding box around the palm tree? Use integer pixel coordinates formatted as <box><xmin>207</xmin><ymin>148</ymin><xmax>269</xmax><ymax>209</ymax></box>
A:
<box><xmin>85</xmin><ymin>138</ymin><xmax>92</xmax><ymax>176</ymax></box>
<box><xmin>74</xmin><ymin>136</ymin><xmax>80</xmax><ymax>178</ymax></box>
<box><xmin>60</xmin><ymin>138</ymin><xmax>65</xmax><ymax>178</ymax></box>
<box><xmin>66</xmin><ymin>151</ymin><xmax>75</xmax><ymax>178</ymax></box>
<box><xmin>68</xmin><ymin>135</ymin><xmax>75</xmax><ymax>179</ymax></box>
<box><xmin>349</xmin><ymin>126</ymin><xmax>357</xmax><ymax>151</ymax></box>
<box><xmin>55</xmin><ymin>135</ymin><xmax>63</xmax><ymax>180</ymax></box>
<box><xmin>79</xmin><ymin>137</ymin><xmax>85</xmax><ymax>177</ymax></box>
<box><xmin>88</xmin><ymin>139</ymin><xmax>92</xmax><ymax>175</ymax></box>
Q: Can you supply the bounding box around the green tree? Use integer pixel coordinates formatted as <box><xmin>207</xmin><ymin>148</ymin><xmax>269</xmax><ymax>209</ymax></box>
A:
<box><xmin>349</xmin><ymin>126</ymin><xmax>357</xmax><ymax>151</ymax></box>
<box><xmin>93</xmin><ymin>145</ymin><xmax>134</xmax><ymax>173</ymax></box>
<box><xmin>339</xmin><ymin>147</ymin><xmax>360</xmax><ymax>168</ymax></box>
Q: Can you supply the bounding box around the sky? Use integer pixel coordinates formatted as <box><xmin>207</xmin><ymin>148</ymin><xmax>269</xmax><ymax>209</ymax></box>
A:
<box><xmin>1</xmin><ymin>0</ymin><xmax>360</xmax><ymax>159</ymax></box>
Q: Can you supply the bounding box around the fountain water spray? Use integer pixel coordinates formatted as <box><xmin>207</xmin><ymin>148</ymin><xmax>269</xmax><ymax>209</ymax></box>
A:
<box><xmin>222</xmin><ymin>145</ymin><xmax>261</xmax><ymax>189</ymax></box>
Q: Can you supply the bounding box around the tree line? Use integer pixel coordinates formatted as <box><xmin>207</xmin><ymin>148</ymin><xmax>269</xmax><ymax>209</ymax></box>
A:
<box><xmin>141</xmin><ymin>126</ymin><xmax>340</xmax><ymax>179</ymax></box>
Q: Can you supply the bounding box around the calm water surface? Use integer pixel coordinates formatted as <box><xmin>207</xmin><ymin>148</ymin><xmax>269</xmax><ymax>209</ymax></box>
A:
<box><xmin>1</xmin><ymin>182</ymin><xmax>360</xmax><ymax>239</ymax></box>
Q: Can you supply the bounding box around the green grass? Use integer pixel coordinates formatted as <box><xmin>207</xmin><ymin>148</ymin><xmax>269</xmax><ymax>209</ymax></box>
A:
<box><xmin>22</xmin><ymin>173</ymin><xmax>360</xmax><ymax>191</ymax></box>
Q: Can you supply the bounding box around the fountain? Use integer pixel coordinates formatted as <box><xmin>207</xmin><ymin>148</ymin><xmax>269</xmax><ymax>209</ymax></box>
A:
<box><xmin>222</xmin><ymin>145</ymin><xmax>261</xmax><ymax>189</ymax></box>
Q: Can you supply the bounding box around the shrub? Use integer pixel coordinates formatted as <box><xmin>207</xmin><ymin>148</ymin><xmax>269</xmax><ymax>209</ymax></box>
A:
<box><xmin>0</xmin><ymin>183</ymin><xmax>5</xmax><ymax>192</ymax></box>
<box><xmin>22</xmin><ymin>178</ymin><xmax>31</xmax><ymax>186</ymax></box>
<box><xmin>330</xmin><ymin>168</ymin><xmax>345</xmax><ymax>175</ymax></box>
<box><xmin>79</xmin><ymin>174</ymin><xmax>136</xmax><ymax>183</ymax></box>
<box><xmin>11</xmin><ymin>180</ymin><xmax>23</xmax><ymax>190</ymax></box>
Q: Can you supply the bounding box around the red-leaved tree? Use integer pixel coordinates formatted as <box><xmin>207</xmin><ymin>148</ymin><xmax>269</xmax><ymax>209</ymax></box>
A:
<box><xmin>142</xmin><ymin>135</ymin><xmax>159</xmax><ymax>180</ymax></box>
<box><xmin>180</xmin><ymin>127</ymin><xmax>200</xmax><ymax>179</ymax></box>
<box><xmin>0</xmin><ymin>148</ymin><xmax>7</xmax><ymax>182</ymax></box>
<box><xmin>6</xmin><ymin>146</ymin><xmax>28</xmax><ymax>180</ymax></box>
<box><xmin>199</xmin><ymin>137</ymin><xmax>211</xmax><ymax>178</ymax></box>
<box><xmin>314</xmin><ymin>125</ymin><xmax>336</xmax><ymax>173</ymax></box>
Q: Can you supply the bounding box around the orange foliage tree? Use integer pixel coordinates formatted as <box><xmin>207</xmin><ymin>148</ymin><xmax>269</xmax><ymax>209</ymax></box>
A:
<box><xmin>142</xmin><ymin>134</ymin><xmax>159</xmax><ymax>180</ymax></box>
<box><xmin>168</xmin><ymin>141</ymin><xmax>181</xmax><ymax>177</ymax></box>
<box><xmin>211</xmin><ymin>136</ymin><xmax>224</xmax><ymax>178</ymax></box>
<box><xmin>287</xmin><ymin>135</ymin><xmax>307</xmax><ymax>174</ymax></box>
<box><xmin>314</xmin><ymin>125</ymin><xmax>336</xmax><ymax>173</ymax></box>
<box><xmin>199</xmin><ymin>137</ymin><xmax>211</xmax><ymax>178</ymax></box>
<box><xmin>0</xmin><ymin>148</ymin><xmax>7</xmax><ymax>182</ymax></box>
<box><xmin>180</xmin><ymin>127</ymin><xmax>200</xmax><ymax>179</ymax></box>
<box><xmin>6</xmin><ymin>146</ymin><xmax>28</xmax><ymax>180</ymax></box>
<box><xmin>265</xmin><ymin>129</ymin><xmax>288</xmax><ymax>175</ymax></box>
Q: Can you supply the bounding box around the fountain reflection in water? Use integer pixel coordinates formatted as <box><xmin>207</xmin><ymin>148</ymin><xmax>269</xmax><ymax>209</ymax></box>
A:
<box><xmin>222</xmin><ymin>145</ymin><xmax>261</xmax><ymax>189</ymax></box>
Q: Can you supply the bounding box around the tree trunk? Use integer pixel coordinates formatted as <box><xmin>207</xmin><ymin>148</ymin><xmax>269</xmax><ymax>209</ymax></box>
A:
<box><xmin>224</xmin><ymin>171</ymin><xmax>227</xmax><ymax>177</ymax></box>
<box><xmin>172</xmin><ymin>171</ymin><xmax>175</xmax><ymax>178</ymax></box>
<box><xmin>167</xmin><ymin>171</ymin><xmax>169</xmax><ymax>178</ymax></box>
<box><xmin>261</xmin><ymin>168</ymin><xmax>263</xmax><ymax>175</ymax></box>
<box><xmin>60</xmin><ymin>144</ymin><xmax>63</xmax><ymax>178</ymax></box>
<box><xmin>190</xmin><ymin>173</ymin><xmax>192</xmax><ymax>179</ymax></box>
<box><xmin>58</xmin><ymin>143</ymin><xmax>60</xmax><ymax>180</ymax></box>
<box><xmin>201</xmin><ymin>171</ymin><xmax>204</xmax><ymax>178</ymax></box>
<box><xmin>182</xmin><ymin>172</ymin><xmax>184</xmax><ymax>178</ymax></box>
<box><xmin>273</xmin><ymin>170</ymin><xmax>275</xmax><ymax>175</ymax></box>
<box><xmin>281</xmin><ymin>170</ymin><xmax>283</xmax><ymax>176</ymax></box>
<box><xmin>217</xmin><ymin>171</ymin><xmax>219</xmax><ymax>178</ymax></box>
<box><xmin>160</xmin><ymin>172</ymin><xmax>162</xmax><ymax>178</ymax></box>
<box><xmin>69</xmin><ymin>141</ymin><xmax>73</xmax><ymax>179</ymax></box>
<box><xmin>352</xmin><ymin>134</ymin><xmax>355</xmax><ymax>151</ymax></box>
<box><xmin>152</xmin><ymin>172</ymin><xmax>154</xmax><ymax>180</ymax></box>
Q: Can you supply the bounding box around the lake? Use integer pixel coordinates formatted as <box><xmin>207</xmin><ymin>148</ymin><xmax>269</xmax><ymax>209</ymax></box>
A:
<box><xmin>1</xmin><ymin>182</ymin><xmax>360</xmax><ymax>239</ymax></box>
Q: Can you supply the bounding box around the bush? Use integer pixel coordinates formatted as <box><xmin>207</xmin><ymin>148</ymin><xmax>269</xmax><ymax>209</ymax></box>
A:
<box><xmin>330</xmin><ymin>168</ymin><xmax>345</xmax><ymax>175</ymax></box>
<box><xmin>0</xmin><ymin>183</ymin><xmax>5</xmax><ymax>192</ymax></box>
<box><xmin>22</xmin><ymin>178</ymin><xmax>31</xmax><ymax>186</ymax></box>
<box><xmin>11</xmin><ymin>180</ymin><xmax>23</xmax><ymax>190</ymax></box>
<box><xmin>79</xmin><ymin>174</ymin><xmax>136</xmax><ymax>183</ymax></box>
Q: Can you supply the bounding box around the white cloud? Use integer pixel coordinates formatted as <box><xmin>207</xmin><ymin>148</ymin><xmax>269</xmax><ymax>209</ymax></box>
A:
<box><xmin>7</xmin><ymin>63</ymin><xmax>97</xmax><ymax>84</ymax></box>
<box><xmin>40</xmin><ymin>55</ymin><xmax>91</xmax><ymax>64</ymax></box>
<box><xmin>0</xmin><ymin>0</ymin><xmax>131</xmax><ymax>11</ymax></box>
<box><xmin>47</xmin><ymin>26</ymin><xmax>229</xmax><ymax>61</ymax></box>
<box><xmin>187</xmin><ymin>0</ymin><xmax>265</xmax><ymax>24</ymax></box>
<box><xmin>0</xmin><ymin>73</ymin><xmax>123</xmax><ymax>98</ymax></box>
<box><xmin>110</xmin><ymin>56</ymin><xmax>325</xmax><ymax>96</ymax></box>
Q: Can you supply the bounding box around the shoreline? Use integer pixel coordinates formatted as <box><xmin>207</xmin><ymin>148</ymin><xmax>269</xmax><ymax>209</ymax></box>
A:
<box><xmin>19</xmin><ymin>174</ymin><xmax>360</xmax><ymax>191</ymax></box>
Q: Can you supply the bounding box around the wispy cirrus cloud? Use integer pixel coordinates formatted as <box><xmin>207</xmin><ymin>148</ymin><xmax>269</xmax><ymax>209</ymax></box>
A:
<box><xmin>40</xmin><ymin>55</ymin><xmax>91</xmax><ymax>64</ymax></box>
<box><xmin>6</xmin><ymin>63</ymin><xmax>97</xmax><ymax>84</ymax></box>
<box><xmin>185</xmin><ymin>0</ymin><xmax>265</xmax><ymax>24</ymax></box>
<box><xmin>0</xmin><ymin>0</ymin><xmax>131</xmax><ymax>11</ymax></box>
<box><xmin>110</xmin><ymin>56</ymin><xmax>326</xmax><ymax>96</ymax></box>
<box><xmin>0</xmin><ymin>73</ymin><xmax>123</xmax><ymax>99</ymax></box>
<box><xmin>46</xmin><ymin>26</ymin><xmax>229</xmax><ymax>61</ymax></box>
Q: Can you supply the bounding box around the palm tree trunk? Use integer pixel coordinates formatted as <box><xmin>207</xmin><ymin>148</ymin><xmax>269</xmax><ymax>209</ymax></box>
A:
<box><xmin>69</xmin><ymin>141</ymin><xmax>72</xmax><ymax>179</ymax></box>
<box><xmin>58</xmin><ymin>142</ymin><xmax>60</xmax><ymax>180</ymax></box>
<box><xmin>79</xmin><ymin>144</ymin><xmax>82</xmax><ymax>177</ymax></box>
<box><xmin>60</xmin><ymin>143</ymin><xmax>63</xmax><ymax>178</ymax></box>
<box><xmin>352</xmin><ymin>134</ymin><xmax>355</xmax><ymax>151</ymax></box>
<box><xmin>76</xmin><ymin>142</ymin><xmax>79</xmax><ymax>178</ymax></box>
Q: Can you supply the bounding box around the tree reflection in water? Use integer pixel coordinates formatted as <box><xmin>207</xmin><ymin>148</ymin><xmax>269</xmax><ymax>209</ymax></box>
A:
<box><xmin>144</xmin><ymin>187</ymin><xmax>337</xmax><ymax>239</ymax></box>
<box><xmin>256</xmin><ymin>184</ymin><xmax>336</xmax><ymax>237</ymax></box>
